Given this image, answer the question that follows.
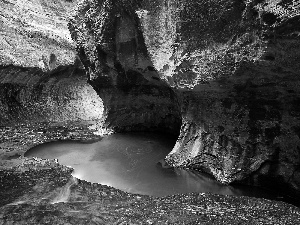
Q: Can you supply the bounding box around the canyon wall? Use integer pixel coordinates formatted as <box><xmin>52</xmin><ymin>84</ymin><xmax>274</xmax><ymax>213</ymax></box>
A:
<box><xmin>1</xmin><ymin>0</ymin><xmax>299</xmax><ymax>200</ymax></box>
<box><xmin>0</xmin><ymin>64</ymin><xmax>103</xmax><ymax>125</ymax></box>
<box><xmin>69</xmin><ymin>0</ymin><xmax>300</xmax><ymax>198</ymax></box>
<box><xmin>142</xmin><ymin>0</ymin><xmax>300</xmax><ymax>198</ymax></box>
<box><xmin>69</xmin><ymin>0</ymin><xmax>182</xmax><ymax>135</ymax></box>
<box><xmin>0</xmin><ymin>0</ymin><xmax>104</xmax><ymax>125</ymax></box>
<box><xmin>0</xmin><ymin>0</ymin><xmax>77</xmax><ymax>68</ymax></box>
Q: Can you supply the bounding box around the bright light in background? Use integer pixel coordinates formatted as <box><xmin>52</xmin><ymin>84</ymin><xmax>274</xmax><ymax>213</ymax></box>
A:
<box><xmin>73</xmin><ymin>170</ymin><xmax>112</xmax><ymax>187</ymax></box>
<box><xmin>92</xmin><ymin>128</ymin><xmax>114</xmax><ymax>136</ymax></box>
<box><xmin>72</xmin><ymin>171</ymin><xmax>83</xmax><ymax>180</ymax></box>
<box><xmin>8</xmin><ymin>201</ymin><xmax>27</xmax><ymax>206</ymax></box>
<box><xmin>88</xmin><ymin>121</ymin><xmax>114</xmax><ymax>137</ymax></box>
<box><xmin>100</xmin><ymin>181</ymin><xmax>112</xmax><ymax>187</ymax></box>
<box><xmin>135</xmin><ymin>9</ymin><xmax>149</xmax><ymax>19</ymax></box>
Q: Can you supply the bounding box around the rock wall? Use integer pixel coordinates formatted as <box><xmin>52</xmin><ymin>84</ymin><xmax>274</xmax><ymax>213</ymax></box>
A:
<box><xmin>141</xmin><ymin>0</ymin><xmax>300</xmax><ymax>197</ymax></box>
<box><xmin>0</xmin><ymin>0</ymin><xmax>104</xmax><ymax>125</ymax></box>
<box><xmin>139</xmin><ymin>0</ymin><xmax>300</xmax><ymax>87</ymax></box>
<box><xmin>69</xmin><ymin>0</ymin><xmax>300</xmax><ymax>198</ymax></box>
<box><xmin>1</xmin><ymin>0</ymin><xmax>299</xmax><ymax>201</ymax></box>
<box><xmin>0</xmin><ymin>0</ymin><xmax>79</xmax><ymax>69</ymax></box>
<box><xmin>69</xmin><ymin>0</ymin><xmax>182</xmax><ymax>135</ymax></box>
<box><xmin>0</xmin><ymin>64</ymin><xmax>103</xmax><ymax>125</ymax></box>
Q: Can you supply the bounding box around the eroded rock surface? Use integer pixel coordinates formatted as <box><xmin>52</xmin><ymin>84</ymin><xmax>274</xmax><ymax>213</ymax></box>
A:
<box><xmin>69</xmin><ymin>0</ymin><xmax>182</xmax><ymax>135</ymax></box>
<box><xmin>137</xmin><ymin>0</ymin><xmax>300</xmax><ymax>198</ymax></box>
<box><xmin>69</xmin><ymin>0</ymin><xmax>300</xmax><ymax>198</ymax></box>
<box><xmin>0</xmin><ymin>64</ymin><xmax>103</xmax><ymax>125</ymax></box>
<box><xmin>0</xmin><ymin>0</ymin><xmax>78</xmax><ymax>69</ymax></box>
<box><xmin>1</xmin><ymin>158</ymin><xmax>300</xmax><ymax>224</ymax></box>
<box><xmin>0</xmin><ymin>0</ymin><xmax>300</xmax><ymax>223</ymax></box>
<box><xmin>0</xmin><ymin>0</ymin><xmax>104</xmax><ymax>127</ymax></box>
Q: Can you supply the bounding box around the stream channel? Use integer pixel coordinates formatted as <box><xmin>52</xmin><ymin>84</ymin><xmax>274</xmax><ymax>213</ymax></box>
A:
<box><xmin>24</xmin><ymin>132</ymin><xmax>298</xmax><ymax>206</ymax></box>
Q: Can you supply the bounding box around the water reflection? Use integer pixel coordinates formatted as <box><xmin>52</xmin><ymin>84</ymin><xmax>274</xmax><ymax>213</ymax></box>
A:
<box><xmin>24</xmin><ymin>132</ymin><xmax>287</xmax><ymax>200</ymax></box>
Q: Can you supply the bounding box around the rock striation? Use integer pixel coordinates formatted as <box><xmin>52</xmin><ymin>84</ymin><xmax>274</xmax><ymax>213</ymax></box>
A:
<box><xmin>69</xmin><ymin>0</ymin><xmax>300</xmax><ymax>199</ymax></box>
<box><xmin>68</xmin><ymin>0</ymin><xmax>182</xmax><ymax>134</ymax></box>
<box><xmin>0</xmin><ymin>64</ymin><xmax>103</xmax><ymax>125</ymax></box>
<box><xmin>147</xmin><ymin>0</ymin><xmax>300</xmax><ymax>198</ymax></box>
<box><xmin>0</xmin><ymin>0</ymin><xmax>300</xmax><ymax>223</ymax></box>
<box><xmin>0</xmin><ymin>0</ymin><xmax>104</xmax><ymax>126</ymax></box>
<box><xmin>0</xmin><ymin>0</ymin><xmax>78</xmax><ymax>68</ymax></box>
<box><xmin>1</xmin><ymin>158</ymin><xmax>300</xmax><ymax>224</ymax></box>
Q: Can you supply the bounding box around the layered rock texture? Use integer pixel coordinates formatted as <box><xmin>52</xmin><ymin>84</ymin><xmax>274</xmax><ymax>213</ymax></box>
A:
<box><xmin>69</xmin><ymin>0</ymin><xmax>300</xmax><ymax>199</ymax></box>
<box><xmin>0</xmin><ymin>0</ymin><xmax>77</xmax><ymax>68</ymax></box>
<box><xmin>158</xmin><ymin>0</ymin><xmax>300</xmax><ymax>199</ymax></box>
<box><xmin>1</xmin><ymin>0</ymin><xmax>300</xmax><ymax>223</ymax></box>
<box><xmin>0</xmin><ymin>0</ymin><xmax>104</xmax><ymax>125</ymax></box>
<box><xmin>68</xmin><ymin>0</ymin><xmax>182</xmax><ymax>134</ymax></box>
<box><xmin>1</xmin><ymin>158</ymin><xmax>300</xmax><ymax>224</ymax></box>
<box><xmin>0</xmin><ymin>64</ymin><xmax>103</xmax><ymax>125</ymax></box>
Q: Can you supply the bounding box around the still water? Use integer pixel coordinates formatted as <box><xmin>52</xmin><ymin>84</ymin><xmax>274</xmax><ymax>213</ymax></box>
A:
<box><xmin>24</xmin><ymin>132</ymin><xmax>293</xmax><ymax>203</ymax></box>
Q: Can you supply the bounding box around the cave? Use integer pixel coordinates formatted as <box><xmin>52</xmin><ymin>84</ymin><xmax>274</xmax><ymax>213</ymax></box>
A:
<box><xmin>1</xmin><ymin>0</ymin><xmax>300</xmax><ymax>224</ymax></box>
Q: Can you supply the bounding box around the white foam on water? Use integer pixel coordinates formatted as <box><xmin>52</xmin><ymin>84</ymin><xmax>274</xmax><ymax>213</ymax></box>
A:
<box><xmin>51</xmin><ymin>176</ymin><xmax>77</xmax><ymax>204</ymax></box>
<box><xmin>7</xmin><ymin>200</ymin><xmax>27</xmax><ymax>206</ymax></box>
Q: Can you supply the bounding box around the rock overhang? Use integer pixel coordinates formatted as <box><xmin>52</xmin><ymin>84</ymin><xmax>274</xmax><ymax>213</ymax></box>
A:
<box><xmin>69</xmin><ymin>0</ymin><xmax>183</xmax><ymax>135</ymax></box>
<box><xmin>68</xmin><ymin>0</ymin><xmax>300</xmax><ymax>200</ymax></box>
<box><xmin>0</xmin><ymin>0</ymin><xmax>300</xmax><ymax>223</ymax></box>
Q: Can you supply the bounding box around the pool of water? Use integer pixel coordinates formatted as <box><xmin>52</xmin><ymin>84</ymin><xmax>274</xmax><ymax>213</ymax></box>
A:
<box><xmin>24</xmin><ymin>132</ymin><xmax>297</xmax><ymax>205</ymax></box>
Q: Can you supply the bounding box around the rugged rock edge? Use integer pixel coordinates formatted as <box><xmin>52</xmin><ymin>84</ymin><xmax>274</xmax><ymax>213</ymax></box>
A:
<box><xmin>1</xmin><ymin>157</ymin><xmax>300</xmax><ymax>224</ymax></box>
<box><xmin>68</xmin><ymin>0</ymin><xmax>300</xmax><ymax>200</ymax></box>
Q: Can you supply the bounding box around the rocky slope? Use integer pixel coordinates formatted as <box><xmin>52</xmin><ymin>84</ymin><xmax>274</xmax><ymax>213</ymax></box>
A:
<box><xmin>69</xmin><ymin>0</ymin><xmax>300</xmax><ymax>199</ymax></box>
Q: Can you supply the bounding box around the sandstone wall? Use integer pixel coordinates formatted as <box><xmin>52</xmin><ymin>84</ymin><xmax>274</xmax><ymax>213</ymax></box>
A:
<box><xmin>141</xmin><ymin>0</ymin><xmax>300</xmax><ymax>197</ymax></box>
<box><xmin>0</xmin><ymin>65</ymin><xmax>103</xmax><ymax>125</ymax></box>
<box><xmin>2</xmin><ymin>0</ymin><xmax>299</xmax><ymax>200</ymax></box>
<box><xmin>0</xmin><ymin>0</ymin><xmax>104</xmax><ymax>125</ymax></box>
<box><xmin>69</xmin><ymin>0</ymin><xmax>182</xmax><ymax>135</ymax></box>
<box><xmin>0</xmin><ymin>0</ymin><xmax>79</xmax><ymax>68</ymax></box>
<box><xmin>69</xmin><ymin>0</ymin><xmax>300</xmax><ymax>198</ymax></box>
